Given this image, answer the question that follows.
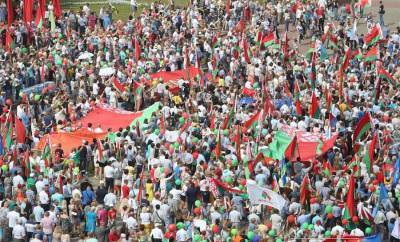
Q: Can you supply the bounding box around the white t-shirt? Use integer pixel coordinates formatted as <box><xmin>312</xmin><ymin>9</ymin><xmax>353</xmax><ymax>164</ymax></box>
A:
<box><xmin>150</xmin><ymin>227</ymin><xmax>163</xmax><ymax>239</ymax></box>
<box><xmin>176</xmin><ymin>229</ymin><xmax>188</xmax><ymax>242</ymax></box>
<box><xmin>33</xmin><ymin>206</ymin><xmax>44</xmax><ymax>222</ymax></box>
<box><xmin>7</xmin><ymin>211</ymin><xmax>20</xmax><ymax>228</ymax></box>
<box><xmin>140</xmin><ymin>212</ymin><xmax>151</xmax><ymax>225</ymax></box>
<box><xmin>104</xmin><ymin>165</ymin><xmax>115</xmax><ymax>178</ymax></box>
<box><xmin>39</xmin><ymin>191</ymin><xmax>49</xmax><ymax>205</ymax></box>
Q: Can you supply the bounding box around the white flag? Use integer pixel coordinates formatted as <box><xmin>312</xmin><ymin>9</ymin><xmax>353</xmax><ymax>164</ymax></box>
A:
<box><xmin>247</xmin><ymin>183</ymin><xmax>287</xmax><ymax>211</ymax></box>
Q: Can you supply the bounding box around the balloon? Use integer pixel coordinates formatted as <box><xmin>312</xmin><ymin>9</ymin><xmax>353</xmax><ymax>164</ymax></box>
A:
<box><xmin>193</xmin><ymin>207</ymin><xmax>201</xmax><ymax>215</ymax></box>
<box><xmin>195</xmin><ymin>200</ymin><xmax>201</xmax><ymax>208</ymax></box>
<box><xmin>21</xmin><ymin>47</ymin><xmax>28</xmax><ymax>54</ymax></box>
<box><xmin>240</xmin><ymin>179</ymin><xmax>246</xmax><ymax>185</ymax></box>
<box><xmin>253</xmin><ymin>82</ymin><xmax>259</xmax><ymax>89</ymax></box>
<box><xmin>342</xmin><ymin>219</ymin><xmax>348</xmax><ymax>225</ymax></box>
<box><xmin>352</xmin><ymin>216</ymin><xmax>359</xmax><ymax>223</ymax></box>
<box><xmin>247</xmin><ymin>231</ymin><xmax>254</xmax><ymax>240</ymax></box>
<box><xmin>231</xmin><ymin>159</ymin><xmax>238</xmax><ymax>166</ymax></box>
<box><xmin>160</xmin><ymin>167</ymin><xmax>165</xmax><ymax>173</ymax></box>
<box><xmin>365</xmin><ymin>227</ymin><xmax>372</xmax><ymax>235</ymax></box>
<box><xmin>287</xmin><ymin>215</ymin><xmax>295</xmax><ymax>224</ymax></box>
<box><xmin>223</xmin><ymin>130</ymin><xmax>229</xmax><ymax>136</ymax></box>
<box><xmin>324</xmin><ymin>231</ymin><xmax>331</xmax><ymax>237</ymax></box>
<box><xmin>308</xmin><ymin>224</ymin><xmax>314</xmax><ymax>230</ymax></box>
<box><xmin>34</xmin><ymin>94</ymin><xmax>41</xmax><ymax>101</ymax></box>
<box><xmin>177</xmin><ymin>222</ymin><xmax>184</xmax><ymax>230</ymax></box>
<box><xmin>154</xmin><ymin>129</ymin><xmax>160</xmax><ymax>135</ymax></box>
<box><xmin>338</xmin><ymin>180</ymin><xmax>345</xmax><ymax>188</ymax></box>
<box><xmin>224</xmin><ymin>176</ymin><xmax>233</xmax><ymax>184</ymax></box>
<box><xmin>301</xmin><ymin>223</ymin><xmax>309</xmax><ymax>230</ymax></box>
<box><xmin>238</xmin><ymin>184</ymin><xmax>244</xmax><ymax>190</ymax></box>
<box><xmin>179</xmin><ymin>117</ymin><xmax>185</xmax><ymax>124</ymax></box>
<box><xmin>5</xmin><ymin>99</ymin><xmax>12</xmax><ymax>106</ymax></box>
<box><xmin>268</xmin><ymin>230</ymin><xmax>276</xmax><ymax>237</ymax></box>
<box><xmin>2</xmin><ymin>107</ymin><xmax>8</xmax><ymax>113</ymax></box>
<box><xmin>168</xmin><ymin>224</ymin><xmax>176</xmax><ymax>232</ymax></box>
<box><xmin>183</xmin><ymin>112</ymin><xmax>189</xmax><ymax>119</ymax></box>
<box><xmin>310</xmin><ymin>198</ymin><xmax>317</xmax><ymax>204</ymax></box>
<box><xmin>276</xmin><ymin>239</ymin><xmax>283</xmax><ymax>242</ymax></box>
<box><xmin>1</xmin><ymin>165</ymin><xmax>8</xmax><ymax>172</ymax></box>
<box><xmin>231</xmin><ymin>229</ymin><xmax>238</xmax><ymax>236</ymax></box>
<box><xmin>194</xmin><ymin>234</ymin><xmax>201</xmax><ymax>242</ymax></box>
<box><xmin>325</xmin><ymin>205</ymin><xmax>333</xmax><ymax>214</ymax></box>
<box><xmin>175</xmin><ymin>179</ymin><xmax>181</xmax><ymax>186</ymax></box>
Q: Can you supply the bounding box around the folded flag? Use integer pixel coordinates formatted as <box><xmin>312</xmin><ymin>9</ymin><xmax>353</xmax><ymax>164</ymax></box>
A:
<box><xmin>247</xmin><ymin>182</ymin><xmax>287</xmax><ymax>210</ymax></box>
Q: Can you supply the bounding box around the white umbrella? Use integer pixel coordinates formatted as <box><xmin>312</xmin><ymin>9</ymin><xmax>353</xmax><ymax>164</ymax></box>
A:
<box><xmin>78</xmin><ymin>52</ymin><xmax>94</xmax><ymax>60</ymax></box>
<box><xmin>99</xmin><ymin>67</ymin><xmax>115</xmax><ymax>76</ymax></box>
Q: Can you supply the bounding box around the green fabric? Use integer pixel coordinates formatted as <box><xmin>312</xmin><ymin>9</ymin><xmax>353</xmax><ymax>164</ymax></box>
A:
<box><xmin>355</xmin><ymin>123</ymin><xmax>371</xmax><ymax>141</ymax></box>
<box><xmin>265</xmin><ymin>131</ymin><xmax>292</xmax><ymax>160</ymax></box>
<box><xmin>130</xmin><ymin>102</ymin><xmax>160</xmax><ymax>128</ymax></box>
<box><xmin>4</xmin><ymin>122</ymin><xmax>12</xmax><ymax>150</ymax></box>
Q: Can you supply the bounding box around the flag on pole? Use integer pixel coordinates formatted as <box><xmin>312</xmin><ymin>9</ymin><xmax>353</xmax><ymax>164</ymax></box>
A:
<box><xmin>15</xmin><ymin>117</ymin><xmax>26</xmax><ymax>144</ymax></box>
<box><xmin>378</xmin><ymin>67</ymin><xmax>397</xmax><ymax>85</ymax></box>
<box><xmin>243</xmin><ymin>37</ymin><xmax>252</xmax><ymax>64</ymax></box>
<box><xmin>363</xmin><ymin>46</ymin><xmax>378</xmax><ymax>62</ymax></box>
<box><xmin>53</xmin><ymin>0</ymin><xmax>62</xmax><ymax>19</ymax></box>
<box><xmin>247</xmin><ymin>182</ymin><xmax>287</xmax><ymax>211</ymax></box>
<box><xmin>262</xmin><ymin>32</ymin><xmax>275</xmax><ymax>48</ymax></box>
<box><xmin>7</xmin><ymin>0</ymin><xmax>13</xmax><ymax>26</ymax></box>
<box><xmin>343</xmin><ymin>175</ymin><xmax>356</xmax><ymax>220</ymax></box>
<box><xmin>3</xmin><ymin>113</ymin><xmax>13</xmax><ymax>150</ymax></box>
<box><xmin>214</xmin><ymin>129</ymin><xmax>221</xmax><ymax>159</ymax></box>
<box><xmin>364</xmin><ymin>25</ymin><xmax>381</xmax><ymax>47</ymax></box>
<box><xmin>134</xmin><ymin>38</ymin><xmax>141</xmax><ymax>61</ymax></box>
<box><xmin>300</xmin><ymin>175</ymin><xmax>311</xmax><ymax>205</ymax></box>
<box><xmin>242</xmin><ymin>111</ymin><xmax>260</xmax><ymax>133</ymax></box>
<box><xmin>23</xmin><ymin>0</ymin><xmax>34</xmax><ymax>24</ymax></box>
<box><xmin>364</xmin><ymin>132</ymin><xmax>378</xmax><ymax>173</ymax></box>
<box><xmin>353</xmin><ymin>113</ymin><xmax>372</xmax><ymax>142</ymax></box>
<box><xmin>41</xmin><ymin>137</ymin><xmax>51</xmax><ymax>167</ymax></box>
<box><xmin>310</xmin><ymin>92</ymin><xmax>321</xmax><ymax>119</ymax></box>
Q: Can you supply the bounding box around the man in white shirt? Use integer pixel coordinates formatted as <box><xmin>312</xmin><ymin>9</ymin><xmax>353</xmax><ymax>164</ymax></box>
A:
<box><xmin>104</xmin><ymin>163</ymin><xmax>115</xmax><ymax>192</ymax></box>
<box><xmin>33</xmin><ymin>203</ymin><xmax>44</xmax><ymax>223</ymax></box>
<box><xmin>124</xmin><ymin>213</ymin><xmax>138</xmax><ymax>230</ymax></box>
<box><xmin>12</xmin><ymin>218</ymin><xmax>25</xmax><ymax>241</ymax></box>
<box><xmin>39</xmin><ymin>189</ymin><xmax>50</xmax><ymax>211</ymax></box>
<box><xmin>12</xmin><ymin>172</ymin><xmax>25</xmax><ymax>189</ymax></box>
<box><xmin>150</xmin><ymin>224</ymin><xmax>163</xmax><ymax>242</ymax></box>
<box><xmin>35</xmin><ymin>176</ymin><xmax>45</xmax><ymax>194</ymax></box>
<box><xmin>103</xmin><ymin>191</ymin><xmax>117</xmax><ymax>208</ymax></box>
<box><xmin>7</xmin><ymin>207</ymin><xmax>20</xmax><ymax>229</ymax></box>
<box><xmin>228</xmin><ymin>207</ymin><xmax>242</xmax><ymax>227</ymax></box>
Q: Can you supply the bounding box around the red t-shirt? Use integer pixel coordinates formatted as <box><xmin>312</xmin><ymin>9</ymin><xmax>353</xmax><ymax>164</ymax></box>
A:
<box><xmin>121</xmin><ymin>185</ymin><xmax>130</xmax><ymax>198</ymax></box>
<box><xmin>108</xmin><ymin>231</ymin><xmax>120</xmax><ymax>242</ymax></box>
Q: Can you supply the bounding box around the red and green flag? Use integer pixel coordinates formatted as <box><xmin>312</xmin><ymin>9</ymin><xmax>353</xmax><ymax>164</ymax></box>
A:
<box><xmin>310</xmin><ymin>92</ymin><xmax>321</xmax><ymax>119</ymax></box>
<box><xmin>243</xmin><ymin>37</ymin><xmax>252</xmax><ymax>64</ymax></box>
<box><xmin>3</xmin><ymin>113</ymin><xmax>13</xmax><ymax>150</ymax></box>
<box><xmin>235</xmin><ymin>125</ymin><xmax>241</xmax><ymax>162</ymax></box>
<box><xmin>41</xmin><ymin>138</ymin><xmax>51</xmax><ymax>167</ymax></box>
<box><xmin>221</xmin><ymin>98</ymin><xmax>236</xmax><ymax>130</ymax></box>
<box><xmin>378</xmin><ymin>67</ymin><xmax>397</xmax><ymax>85</ymax></box>
<box><xmin>323</xmin><ymin>161</ymin><xmax>334</xmax><ymax>177</ymax></box>
<box><xmin>300</xmin><ymin>175</ymin><xmax>311</xmax><ymax>205</ymax></box>
<box><xmin>364</xmin><ymin>25</ymin><xmax>381</xmax><ymax>47</ymax></box>
<box><xmin>353</xmin><ymin>113</ymin><xmax>372</xmax><ymax>142</ymax></box>
<box><xmin>363</xmin><ymin>46</ymin><xmax>378</xmax><ymax>62</ymax></box>
<box><xmin>23</xmin><ymin>150</ymin><xmax>31</xmax><ymax>177</ymax></box>
<box><xmin>214</xmin><ymin>129</ymin><xmax>221</xmax><ymax>159</ymax></box>
<box><xmin>242</xmin><ymin>111</ymin><xmax>260</xmax><ymax>133</ymax></box>
<box><xmin>294</xmin><ymin>80</ymin><xmax>302</xmax><ymax>116</ymax></box>
<box><xmin>343</xmin><ymin>175</ymin><xmax>355</xmax><ymax>220</ymax></box>
<box><xmin>262</xmin><ymin>32</ymin><xmax>275</xmax><ymax>48</ymax></box>
<box><xmin>365</xmin><ymin>132</ymin><xmax>378</xmax><ymax>173</ymax></box>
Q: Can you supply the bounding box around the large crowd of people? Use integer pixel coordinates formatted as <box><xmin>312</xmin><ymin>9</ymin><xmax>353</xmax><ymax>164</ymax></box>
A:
<box><xmin>0</xmin><ymin>0</ymin><xmax>400</xmax><ymax>241</ymax></box>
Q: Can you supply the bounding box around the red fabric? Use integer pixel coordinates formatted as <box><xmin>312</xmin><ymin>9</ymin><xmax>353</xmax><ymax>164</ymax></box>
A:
<box><xmin>5</xmin><ymin>30</ymin><xmax>12</xmax><ymax>52</ymax></box>
<box><xmin>121</xmin><ymin>184</ymin><xmax>130</xmax><ymax>198</ymax></box>
<box><xmin>310</xmin><ymin>92</ymin><xmax>319</xmax><ymax>118</ymax></box>
<box><xmin>112</xmin><ymin>77</ymin><xmax>126</xmax><ymax>92</ymax></box>
<box><xmin>369</xmin><ymin>133</ymin><xmax>378</xmax><ymax>173</ymax></box>
<box><xmin>149</xmin><ymin>66</ymin><xmax>201</xmax><ymax>84</ymax></box>
<box><xmin>346</xmin><ymin>175</ymin><xmax>356</xmax><ymax>217</ymax></box>
<box><xmin>52</xmin><ymin>0</ymin><xmax>62</xmax><ymax>18</ymax></box>
<box><xmin>364</xmin><ymin>25</ymin><xmax>380</xmax><ymax>45</ymax></box>
<box><xmin>353</xmin><ymin>113</ymin><xmax>371</xmax><ymax>142</ymax></box>
<box><xmin>134</xmin><ymin>38</ymin><xmax>141</xmax><ymax>61</ymax></box>
<box><xmin>211</xmin><ymin>178</ymin><xmax>244</xmax><ymax>194</ymax></box>
<box><xmin>242</xmin><ymin>87</ymin><xmax>255</xmax><ymax>96</ymax></box>
<box><xmin>79</xmin><ymin>104</ymin><xmax>142</xmax><ymax>132</ymax></box>
<box><xmin>6</xmin><ymin>0</ymin><xmax>13</xmax><ymax>26</ymax></box>
<box><xmin>285</xmin><ymin>135</ymin><xmax>297</xmax><ymax>160</ymax></box>
<box><xmin>23</xmin><ymin>0</ymin><xmax>33</xmax><ymax>24</ymax></box>
<box><xmin>320</xmin><ymin>134</ymin><xmax>338</xmax><ymax>155</ymax></box>
<box><xmin>225</xmin><ymin>0</ymin><xmax>231</xmax><ymax>15</ymax></box>
<box><xmin>36</xmin><ymin>130</ymin><xmax>108</xmax><ymax>155</ymax></box>
<box><xmin>242</xmin><ymin>111</ymin><xmax>260</xmax><ymax>132</ymax></box>
<box><xmin>15</xmin><ymin>117</ymin><xmax>26</xmax><ymax>144</ymax></box>
<box><xmin>300</xmin><ymin>176</ymin><xmax>310</xmax><ymax>205</ymax></box>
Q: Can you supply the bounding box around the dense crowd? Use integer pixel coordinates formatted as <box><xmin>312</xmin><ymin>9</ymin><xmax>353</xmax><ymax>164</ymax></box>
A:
<box><xmin>0</xmin><ymin>0</ymin><xmax>400</xmax><ymax>241</ymax></box>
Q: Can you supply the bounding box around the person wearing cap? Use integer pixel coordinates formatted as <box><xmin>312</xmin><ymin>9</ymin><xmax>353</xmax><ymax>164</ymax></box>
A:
<box><xmin>150</xmin><ymin>223</ymin><xmax>163</xmax><ymax>242</ymax></box>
